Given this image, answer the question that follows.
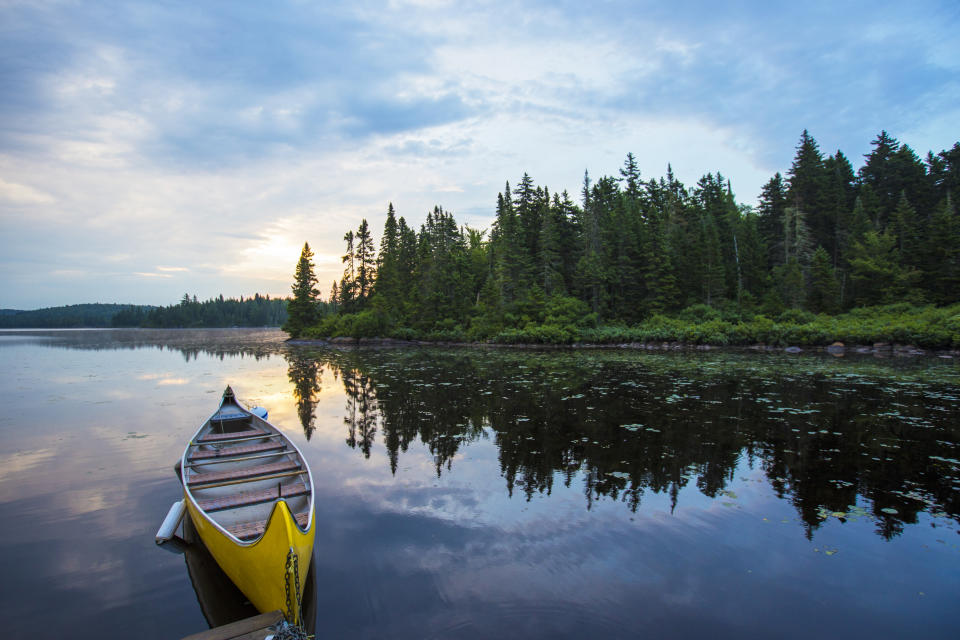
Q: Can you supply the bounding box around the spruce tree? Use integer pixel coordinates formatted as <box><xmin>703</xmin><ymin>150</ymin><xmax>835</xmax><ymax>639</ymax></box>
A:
<box><xmin>376</xmin><ymin>203</ymin><xmax>400</xmax><ymax>306</ymax></box>
<box><xmin>807</xmin><ymin>247</ymin><xmax>840</xmax><ymax>314</ymax></box>
<box><xmin>758</xmin><ymin>173</ymin><xmax>788</xmax><ymax>268</ymax></box>
<box><xmin>848</xmin><ymin>230</ymin><xmax>920</xmax><ymax>305</ymax></box>
<box><xmin>283</xmin><ymin>242</ymin><xmax>320</xmax><ymax>338</ymax></box>
<box><xmin>923</xmin><ymin>195</ymin><xmax>960</xmax><ymax>303</ymax></box>
<box><xmin>340</xmin><ymin>230</ymin><xmax>356</xmax><ymax>311</ymax></box>
<box><xmin>355</xmin><ymin>219</ymin><xmax>376</xmax><ymax>303</ymax></box>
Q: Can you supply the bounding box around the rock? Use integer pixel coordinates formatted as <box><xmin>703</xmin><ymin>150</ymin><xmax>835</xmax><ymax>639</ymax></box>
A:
<box><xmin>826</xmin><ymin>341</ymin><xmax>845</xmax><ymax>354</ymax></box>
<box><xmin>784</xmin><ymin>346</ymin><xmax>803</xmax><ymax>353</ymax></box>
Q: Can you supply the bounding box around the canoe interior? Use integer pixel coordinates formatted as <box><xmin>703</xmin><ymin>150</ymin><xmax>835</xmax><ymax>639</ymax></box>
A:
<box><xmin>184</xmin><ymin>395</ymin><xmax>313</xmax><ymax>542</ymax></box>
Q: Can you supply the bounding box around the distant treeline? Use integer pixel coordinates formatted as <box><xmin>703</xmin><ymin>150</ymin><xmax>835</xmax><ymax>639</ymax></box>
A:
<box><xmin>1</xmin><ymin>295</ymin><xmax>287</xmax><ymax>329</ymax></box>
<box><xmin>285</xmin><ymin>130</ymin><xmax>960</xmax><ymax>346</ymax></box>
<box><xmin>0</xmin><ymin>303</ymin><xmax>149</xmax><ymax>328</ymax></box>
<box><xmin>112</xmin><ymin>294</ymin><xmax>287</xmax><ymax>328</ymax></box>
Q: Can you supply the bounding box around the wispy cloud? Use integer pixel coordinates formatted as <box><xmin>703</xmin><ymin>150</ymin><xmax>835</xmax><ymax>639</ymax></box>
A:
<box><xmin>1</xmin><ymin>0</ymin><xmax>957</xmax><ymax>307</ymax></box>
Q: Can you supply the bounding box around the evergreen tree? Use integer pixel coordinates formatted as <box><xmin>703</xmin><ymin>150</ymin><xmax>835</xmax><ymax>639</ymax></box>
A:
<box><xmin>890</xmin><ymin>192</ymin><xmax>921</xmax><ymax>269</ymax></box>
<box><xmin>859</xmin><ymin>130</ymin><xmax>902</xmax><ymax>225</ymax></box>
<box><xmin>824</xmin><ymin>151</ymin><xmax>856</xmax><ymax>267</ymax></box>
<box><xmin>923</xmin><ymin>194</ymin><xmax>960</xmax><ymax>303</ymax></box>
<box><xmin>778</xmin><ymin>258</ymin><xmax>806</xmax><ymax>310</ymax></box>
<box><xmin>376</xmin><ymin>203</ymin><xmax>400</xmax><ymax>304</ymax></box>
<box><xmin>355</xmin><ymin>219</ymin><xmax>376</xmax><ymax>303</ymax></box>
<box><xmin>848</xmin><ymin>230</ymin><xmax>920</xmax><ymax>306</ymax></box>
<box><xmin>758</xmin><ymin>173</ymin><xmax>788</xmax><ymax>268</ymax></box>
<box><xmin>787</xmin><ymin>130</ymin><xmax>829</xmax><ymax>253</ymax></box>
<box><xmin>807</xmin><ymin>246</ymin><xmax>840</xmax><ymax>314</ymax></box>
<box><xmin>339</xmin><ymin>230</ymin><xmax>356</xmax><ymax>310</ymax></box>
<box><xmin>783</xmin><ymin>206</ymin><xmax>813</xmax><ymax>266</ymax></box>
<box><xmin>283</xmin><ymin>242</ymin><xmax>320</xmax><ymax>338</ymax></box>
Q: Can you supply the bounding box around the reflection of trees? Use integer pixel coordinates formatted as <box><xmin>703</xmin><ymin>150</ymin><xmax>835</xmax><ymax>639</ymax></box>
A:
<box><xmin>7</xmin><ymin>328</ymin><xmax>287</xmax><ymax>361</ymax></box>
<box><xmin>287</xmin><ymin>347</ymin><xmax>960</xmax><ymax>541</ymax></box>
<box><xmin>287</xmin><ymin>355</ymin><xmax>323</xmax><ymax>440</ymax></box>
<box><xmin>343</xmin><ymin>369</ymin><xmax>378</xmax><ymax>458</ymax></box>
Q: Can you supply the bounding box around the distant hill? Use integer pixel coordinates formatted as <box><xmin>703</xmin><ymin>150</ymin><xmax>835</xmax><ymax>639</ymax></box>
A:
<box><xmin>0</xmin><ymin>303</ymin><xmax>154</xmax><ymax>328</ymax></box>
<box><xmin>0</xmin><ymin>295</ymin><xmax>288</xmax><ymax>328</ymax></box>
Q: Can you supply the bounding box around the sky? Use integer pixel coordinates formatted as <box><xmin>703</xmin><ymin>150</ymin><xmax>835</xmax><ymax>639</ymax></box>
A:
<box><xmin>1</xmin><ymin>0</ymin><xmax>958</xmax><ymax>309</ymax></box>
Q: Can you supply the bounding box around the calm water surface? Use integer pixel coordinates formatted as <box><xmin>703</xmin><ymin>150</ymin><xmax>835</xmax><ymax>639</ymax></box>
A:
<box><xmin>1</xmin><ymin>329</ymin><xmax>958</xmax><ymax>639</ymax></box>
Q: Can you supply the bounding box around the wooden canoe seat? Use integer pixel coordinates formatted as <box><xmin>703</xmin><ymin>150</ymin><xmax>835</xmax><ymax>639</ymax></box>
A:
<box><xmin>189</xmin><ymin>440</ymin><xmax>286</xmax><ymax>461</ymax></box>
<box><xmin>197</xmin><ymin>482</ymin><xmax>310</xmax><ymax>512</ymax></box>
<box><xmin>227</xmin><ymin>511</ymin><xmax>311</xmax><ymax>541</ymax></box>
<box><xmin>196</xmin><ymin>428</ymin><xmax>266</xmax><ymax>444</ymax></box>
<box><xmin>188</xmin><ymin>459</ymin><xmax>300</xmax><ymax>486</ymax></box>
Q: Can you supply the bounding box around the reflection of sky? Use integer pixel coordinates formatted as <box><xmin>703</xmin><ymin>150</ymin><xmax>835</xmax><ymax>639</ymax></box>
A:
<box><xmin>0</xmin><ymin>329</ymin><xmax>957</xmax><ymax>638</ymax></box>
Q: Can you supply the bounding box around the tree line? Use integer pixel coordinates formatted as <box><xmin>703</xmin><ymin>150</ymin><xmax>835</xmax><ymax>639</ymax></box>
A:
<box><xmin>283</xmin><ymin>130</ymin><xmax>960</xmax><ymax>342</ymax></box>
<box><xmin>114</xmin><ymin>293</ymin><xmax>289</xmax><ymax>328</ymax></box>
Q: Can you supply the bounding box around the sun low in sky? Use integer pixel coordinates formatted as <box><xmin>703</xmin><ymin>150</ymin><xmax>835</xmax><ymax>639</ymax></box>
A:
<box><xmin>1</xmin><ymin>0</ymin><xmax>957</xmax><ymax>309</ymax></box>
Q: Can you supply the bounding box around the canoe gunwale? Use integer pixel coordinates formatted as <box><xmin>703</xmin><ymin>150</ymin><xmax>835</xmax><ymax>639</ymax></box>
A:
<box><xmin>181</xmin><ymin>391</ymin><xmax>315</xmax><ymax>547</ymax></box>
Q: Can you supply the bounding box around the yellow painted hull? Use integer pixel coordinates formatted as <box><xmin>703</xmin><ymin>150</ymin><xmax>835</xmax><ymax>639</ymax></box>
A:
<box><xmin>184</xmin><ymin>493</ymin><xmax>315</xmax><ymax>624</ymax></box>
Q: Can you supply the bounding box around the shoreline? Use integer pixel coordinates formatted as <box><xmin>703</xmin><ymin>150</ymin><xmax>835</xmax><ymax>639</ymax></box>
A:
<box><xmin>286</xmin><ymin>336</ymin><xmax>959</xmax><ymax>358</ymax></box>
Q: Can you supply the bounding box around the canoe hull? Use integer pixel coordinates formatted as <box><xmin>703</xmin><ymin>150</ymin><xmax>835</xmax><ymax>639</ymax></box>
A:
<box><xmin>180</xmin><ymin>386</ymin><xmax>316</xmax><ymax>625</ymax></box>
<box><xmin>184</xmin><ymin>494</ymin><xmax>315</xmax><ymax>623</ymax></box>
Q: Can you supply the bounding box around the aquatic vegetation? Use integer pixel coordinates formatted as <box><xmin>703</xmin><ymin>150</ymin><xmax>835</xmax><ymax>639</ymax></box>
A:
<box><xmin>285</xmin><ymin>346</ymin><xmax>960</xmax><ymax>540</ymax></box>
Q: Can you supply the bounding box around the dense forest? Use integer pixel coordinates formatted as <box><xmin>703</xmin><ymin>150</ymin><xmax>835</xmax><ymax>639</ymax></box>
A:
<box><xmin>0</xmin><ymin>303</ymin><xmax>150</xmax><ymax>328</ymax></box>
<box><xmin>286</xmin><ymin>131</ymin><xmax>960</xmax><ymax>347</ymax></box>
<box><xmin>112</xmin><ymin>294</ymin><xmax>288</xmax><ymax>328</ymax></box>
<box><xmin>1</xmin><ymin>295</ymin><xmax>287</xmax><ymax>329</ymax></box>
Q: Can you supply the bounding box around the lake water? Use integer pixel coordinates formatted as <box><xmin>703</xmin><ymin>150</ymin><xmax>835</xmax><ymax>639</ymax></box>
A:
<box><xmin>1</xmin><ymin>329</ymin><xmax>958</xmax><ymax>639</ymax></box>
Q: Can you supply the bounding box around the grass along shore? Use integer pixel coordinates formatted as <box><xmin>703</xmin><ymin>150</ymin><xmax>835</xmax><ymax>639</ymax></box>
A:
<box><xmin>299</xmin><ymin>303</ymin><xmax>960</xmax><ymax>351</ymax></box>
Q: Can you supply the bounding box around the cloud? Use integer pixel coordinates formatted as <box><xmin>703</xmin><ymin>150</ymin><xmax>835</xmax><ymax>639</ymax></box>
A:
<box><xmin>0</xmin><ymin>178</ymin><xmax>55</xmax><ymax>205</ymax></box>
<box><xmin>1</xmin><ymin>0</ymin><xmax>958</xmax><ymax>308</ymax></box>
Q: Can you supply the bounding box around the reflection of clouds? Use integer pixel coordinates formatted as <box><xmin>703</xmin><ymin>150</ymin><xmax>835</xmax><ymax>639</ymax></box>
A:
<box><xmin>157</xmin><ymin>377</ymin><xmax>189</xmax><ymax>386</ymax></box>
<box><xmin>61</xmin><ymin>488</ymin><xmax>109</xmax><ymax>516</ymax></box>
<box><xmin>0</xmin><ymin>448</ymin><xmax>56</xmax><ymax>485</ymax></box>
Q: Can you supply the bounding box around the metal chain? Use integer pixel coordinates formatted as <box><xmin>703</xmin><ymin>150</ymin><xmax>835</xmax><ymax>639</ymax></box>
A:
<box><xmin>283</xmin><ymin>548</ymin><xmax>305</xmax><ymax>629</ymax></box>
<box><xmin>275</xmin><ymin>550</ymin><xmax>311</xmax><ymax>640</ymax></box>
<box><xmin>291</xmin><ymin>548</ymin><xmax>303</xmax><ymax>627</ymax></box>
<box><xmin>284</xmin><ymin>550</ymin><xmax>293</xmax><ymax>624</ymax></box>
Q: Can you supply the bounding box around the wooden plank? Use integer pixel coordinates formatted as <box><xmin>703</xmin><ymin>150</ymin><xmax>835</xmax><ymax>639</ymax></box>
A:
<box><xmin>180</xmin><ymin>610</ymin><xmax>284</xmax><ymax>640</ymax></box>
<box><xmin>188</xmin><ymin>470</ymin><xmax>307</xmax><ymax>491</ymax></box>
<box><xmin>187</xmin><ymin>460</ymin><xmax>300</xmax><ymax>486</ymax></box>
<box><xmin>197</xmin><ymin>482</ymin><xmax>310</xmax><ymax>512</ymax></box>
<box><xmin>196</xmin><ymin>428</ymin><xmax>265</xmax><ymax>444</ymax></box>
<box><xmin>228</xmin><ymin>511</ymin><xmax>311</xmax><ymax>541</ymax></box>
<box><xmin>189</xmin><ymin>441</ymin><xmax>285</xmax><ymax>460</ymax></box>
<box><xmin>188</xmin><ymin>451</ymin><xmax>291</xmax><ymax>468</ymax></box>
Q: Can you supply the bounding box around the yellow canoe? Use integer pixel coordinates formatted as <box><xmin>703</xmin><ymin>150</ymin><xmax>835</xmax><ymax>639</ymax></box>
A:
<box><xmin>180</xmin><ymin>386</ymin><xmax>315</xmax><ymax>625</ymax></box>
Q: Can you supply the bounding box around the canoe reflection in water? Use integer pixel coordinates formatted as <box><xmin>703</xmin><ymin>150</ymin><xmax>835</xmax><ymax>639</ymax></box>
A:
<box><xmin>180</xmin><ymin>513</ymin><xmax>317</xmax><ymax>634</ymax></box>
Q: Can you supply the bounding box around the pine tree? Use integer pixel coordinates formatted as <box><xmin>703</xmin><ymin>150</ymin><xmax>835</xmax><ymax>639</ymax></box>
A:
<box><xmin>283</xmin><ymin>242</ymin><xmax>320</xmax><ymax>338</ymax></box>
